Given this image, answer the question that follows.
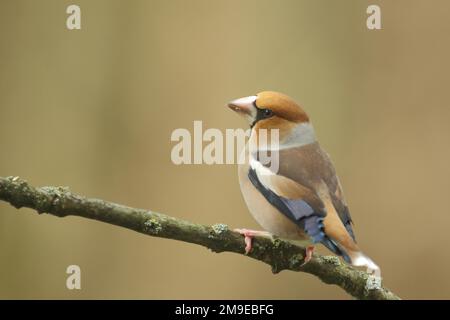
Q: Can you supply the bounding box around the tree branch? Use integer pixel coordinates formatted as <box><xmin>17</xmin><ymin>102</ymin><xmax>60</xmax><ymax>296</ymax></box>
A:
<box><xmin>0</xmin><ymin>176</ymin><xmax>399</xmax><ymax>300</ymax></box>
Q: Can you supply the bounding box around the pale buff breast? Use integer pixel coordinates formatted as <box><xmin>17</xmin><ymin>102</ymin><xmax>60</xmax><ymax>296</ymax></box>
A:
<box><xmin>237</xmin><ymin>160</ymin><xmax>309</xmax><ymax>241</ymax></box>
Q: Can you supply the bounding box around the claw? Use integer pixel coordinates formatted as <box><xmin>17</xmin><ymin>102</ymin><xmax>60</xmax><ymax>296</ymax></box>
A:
<box><xmin>301</xmin><ymin>245</ymin><xmax>315</xmax><ymax>266</ymax></box>
<box><xmin>234</xmin><ymin>228</ymin><xmax>254</xmax><ymax>254</ymax></box>
<box><xmin>243</xmin><ymin>234</ymin><xmax>253</xmax><ymax>254</ymax></box>
<box><xmin>234</xmin><ymin>228</ymin><xmax>271</xmax><ymax>254</ymax></box>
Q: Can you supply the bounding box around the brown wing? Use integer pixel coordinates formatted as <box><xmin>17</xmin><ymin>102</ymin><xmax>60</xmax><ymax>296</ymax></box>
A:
<box><xmin>274</xmin><ymin>142</ymin><xmax>356</xmax><ymax>241</ymax></box>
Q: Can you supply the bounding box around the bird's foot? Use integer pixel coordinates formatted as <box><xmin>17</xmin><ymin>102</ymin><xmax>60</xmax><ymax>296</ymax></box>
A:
<box><xmin>301</xmin><ymin>245</ymin><xmax>315</xmax><ymax>266</ymax></box>
<box><xmin>234</xmin><ymin>228</ymin><xmax>272</xmax><ymax>254</ymax></box>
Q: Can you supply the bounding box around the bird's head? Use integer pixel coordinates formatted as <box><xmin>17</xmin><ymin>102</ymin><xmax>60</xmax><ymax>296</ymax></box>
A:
<box><xmin>228</xmin><ymin>91</ymin><xmax>315</xmax><ymax>148</ymax></box>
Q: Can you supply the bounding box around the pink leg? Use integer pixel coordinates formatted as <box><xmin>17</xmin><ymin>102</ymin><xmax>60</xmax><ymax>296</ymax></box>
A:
<box><xmin>301</xmin><ymin>245</ymin><xmax>315</xmax><ymax>266</ymax></box>
<box><xmin>234</xmin><ymin>228</ymin><xmax>271</xmax><ymax>254</ymax></box>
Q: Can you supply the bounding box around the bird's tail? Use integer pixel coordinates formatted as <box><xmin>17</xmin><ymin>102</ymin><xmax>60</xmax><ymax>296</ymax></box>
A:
<box><xmin>348</xmin><ymin>251</ymin><xmax>381</xmax><ymax>277</ymax></box>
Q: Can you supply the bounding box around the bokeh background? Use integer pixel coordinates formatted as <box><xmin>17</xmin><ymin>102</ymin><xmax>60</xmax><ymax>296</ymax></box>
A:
<box><xmin>1</xmin><ymin>0</ymin><xmax>449</xmax><ymax>299</ymax></box>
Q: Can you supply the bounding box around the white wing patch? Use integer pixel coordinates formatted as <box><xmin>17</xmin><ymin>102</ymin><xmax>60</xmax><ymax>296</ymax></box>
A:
<box><xmin>249</xmin><ymin>156</ymin><xmax>276</xmax><ymax>193</ymax></box>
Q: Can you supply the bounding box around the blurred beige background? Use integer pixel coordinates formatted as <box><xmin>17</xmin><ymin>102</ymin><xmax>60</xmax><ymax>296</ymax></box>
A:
<box><xmin>1</xmin><ymin>0</ymin><xmax>449</xmax><ymax>299</ymax></box>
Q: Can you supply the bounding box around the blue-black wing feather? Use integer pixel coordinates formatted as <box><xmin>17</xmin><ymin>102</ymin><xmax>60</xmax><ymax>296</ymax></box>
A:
<box><xmin>248</xmin><ymin>168</ymin><xmax>351</xmax><ymax>262</ymax></box>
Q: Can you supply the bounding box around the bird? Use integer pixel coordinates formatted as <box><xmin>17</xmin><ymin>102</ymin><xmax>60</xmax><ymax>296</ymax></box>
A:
<box><xmin>227</xmin><ymin>91</ymin><xmax>380</xmax><ymax>276</ymax></box>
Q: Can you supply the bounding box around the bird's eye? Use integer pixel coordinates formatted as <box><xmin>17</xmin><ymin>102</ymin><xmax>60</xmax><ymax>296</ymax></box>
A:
<box><xmin>262</xmin><ymin>109</ymin><xmax>273</xmax><ymax>118</ymax></box>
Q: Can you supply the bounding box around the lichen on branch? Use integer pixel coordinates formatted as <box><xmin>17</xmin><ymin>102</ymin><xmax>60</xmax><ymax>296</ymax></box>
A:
<box><xmin>0</xmin><ymin>176</ymin><xmax>399</xmax><ymax>300</ymax></box>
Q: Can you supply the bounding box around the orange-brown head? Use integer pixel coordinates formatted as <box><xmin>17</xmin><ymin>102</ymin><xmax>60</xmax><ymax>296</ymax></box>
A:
<box><xmin>228</xmin><ymin>91</ymin><xmax>314</xmax><ymax>147</ymax></box>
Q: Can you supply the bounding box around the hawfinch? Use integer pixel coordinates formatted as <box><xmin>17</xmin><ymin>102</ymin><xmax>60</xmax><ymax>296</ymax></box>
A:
<box><xmin>228</xmin><ymin>91</ymin><xmax>380</xmax><ymax>276</ymax></box>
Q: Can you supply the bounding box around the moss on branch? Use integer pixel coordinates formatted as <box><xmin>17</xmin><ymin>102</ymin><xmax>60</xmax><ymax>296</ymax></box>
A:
<box><xmin>0</xmin><ymin>176</ymin><xmax>400</xmax><ymax>300</ymax></box>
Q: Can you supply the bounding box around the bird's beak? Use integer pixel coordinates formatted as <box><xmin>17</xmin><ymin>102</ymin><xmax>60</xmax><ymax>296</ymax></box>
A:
<box><xmin>227</xmin><ymin>95</ymin><xmax>257</xmax><ymax>122</ymax></box>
